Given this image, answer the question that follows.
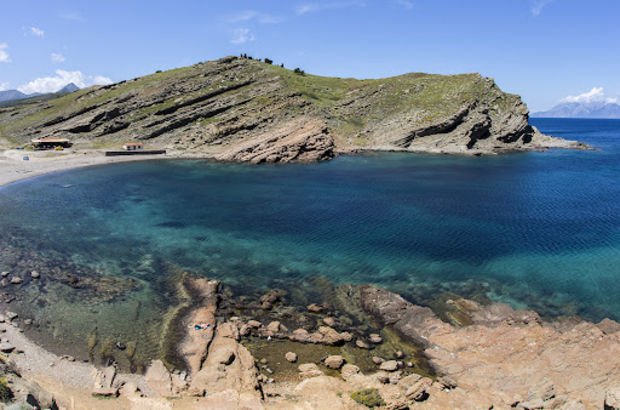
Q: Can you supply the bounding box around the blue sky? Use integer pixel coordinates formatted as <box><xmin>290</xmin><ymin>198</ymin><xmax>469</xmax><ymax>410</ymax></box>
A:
<box><xmin>0</xmin><ymin>0</ymin><xmax>618</xmax><ymax>111</ymax></box>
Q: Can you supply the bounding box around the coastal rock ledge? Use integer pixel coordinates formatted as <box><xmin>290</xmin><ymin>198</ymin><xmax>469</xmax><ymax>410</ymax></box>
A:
<box><xmin>0</xmin><ymin>56</ymin><xmax>587</xmax><ymax>162</ymax></box>
<box><xmin>2</xmin><ymin>277</ymin><xmax>620</xmax><ymax>409</ymax></box>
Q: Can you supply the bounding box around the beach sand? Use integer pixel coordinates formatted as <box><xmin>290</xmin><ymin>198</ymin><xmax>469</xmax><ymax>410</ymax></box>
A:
<box><xmin>0</xmin><ymin>148</ymin><xmax>180</xmax><ymax>187</ymax></box>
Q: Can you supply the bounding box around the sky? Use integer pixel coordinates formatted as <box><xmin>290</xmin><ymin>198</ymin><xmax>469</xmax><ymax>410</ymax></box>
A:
<box><xmin>0</xmin><ymin>0</ymin><xmax>619</xmax><ymax>111</ymax></box>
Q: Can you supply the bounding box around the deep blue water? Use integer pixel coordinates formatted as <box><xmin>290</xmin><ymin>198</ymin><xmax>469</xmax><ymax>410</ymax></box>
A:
<box><xmin>1</xmin><ymin>118</ymin><xmax>619</xmax><ymax>359</ymax></box>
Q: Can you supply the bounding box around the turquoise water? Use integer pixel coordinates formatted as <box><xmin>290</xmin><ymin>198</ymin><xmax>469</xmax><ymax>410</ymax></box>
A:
<box><xmin>0</xmin><ymin>118</ymin><xmax>619</xmax><ymax>363</ymax></box>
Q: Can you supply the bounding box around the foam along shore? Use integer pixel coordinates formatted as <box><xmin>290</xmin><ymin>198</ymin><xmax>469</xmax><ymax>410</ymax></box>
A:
<box><xmin>2</xmin><ymin>274</ymin><xmax>620</xmax><ymax>409</ymax></box>
<box><xmin>0</xmin><ymin>148</ymin><xmax>179</xmax><ymax>188</ymax></box>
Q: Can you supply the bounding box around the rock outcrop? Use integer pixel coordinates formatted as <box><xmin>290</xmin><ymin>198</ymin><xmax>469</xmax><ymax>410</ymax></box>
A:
<box><xmin>0</xmin><ymin>56</ymin><xmax>586</xmax><ymax>160</ymax></box>
<box><xmin>358</xmin><ymin>285</ymin><xmax>620</xmax><ymax>409</ymax></box>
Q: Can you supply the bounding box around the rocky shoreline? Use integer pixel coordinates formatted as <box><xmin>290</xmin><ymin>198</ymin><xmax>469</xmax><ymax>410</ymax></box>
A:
<box><xmin>1</xmin><ymin>271</ymin><xmax>620</xmax><ymax>409</ymax></box>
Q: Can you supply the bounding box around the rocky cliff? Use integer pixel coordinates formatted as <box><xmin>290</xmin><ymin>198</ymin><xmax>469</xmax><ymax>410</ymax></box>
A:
<box><xmin>0</xmin><ymin>56</ymin><xmax>585</xmax><ymax>162</ymax></box>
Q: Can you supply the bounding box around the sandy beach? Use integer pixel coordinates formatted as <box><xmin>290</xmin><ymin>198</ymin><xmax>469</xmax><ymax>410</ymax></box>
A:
<box><xmin>0</xmin><ymin>148</ymin><xmax>183</xmax><ymax>188</ymax></box>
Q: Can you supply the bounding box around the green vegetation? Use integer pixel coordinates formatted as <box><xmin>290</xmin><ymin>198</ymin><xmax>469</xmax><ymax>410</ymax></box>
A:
<box><xmin>350</xmin><ymin>388</ymin><xmax>385</xmax><ymax>408</ymax></box>
<box><xmin>0</xmin><ymin>377</ymin><xmax>13</xmax><ymax>403</ymax></box>
<box><xmin>0</xmin><ymin>55</ymin><xmax>524</xmax><ymax>152</ymax></box>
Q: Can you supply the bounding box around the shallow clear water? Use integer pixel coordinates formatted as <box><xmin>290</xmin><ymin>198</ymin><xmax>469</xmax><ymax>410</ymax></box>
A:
<box><xmin>1</xmin><ymin>118</ymin><xmax>619</xmax><ymax>364</ymax></box>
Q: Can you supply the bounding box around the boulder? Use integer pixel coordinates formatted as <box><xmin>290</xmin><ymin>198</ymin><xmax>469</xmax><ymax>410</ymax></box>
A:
<box><xmin>30</xmin><ymin>271</ymin><xmax>40</xmax><ymax>279</ymax></box>
<box><xmin>405</xmin><ymin>377</ymin><xmax>432</xmax><ymax>402</ymax></box>
<box><xmin>323</xmin><ymin>355</ymin><xmax>345</xmax><ymax>369</ymax></box>
<box><xmin>379</xmin><ymin>360</ymin><xmax>399</xmax><ymax>372</ymax></box>
<box><xmin>266</xmin><ymin>321</ymin><xmax>281</xmax><ymax>334</ymax></box>
<box><xmin>285</xmin><ymin>352</ymin><xmax>298</xmax><ymax>363</ymax></box>
<box><xmin>290</xmin><ymin>328</ymin><xmax>310</xmax><ymax>343</ymax></box>
<box><xmin>307</xmin><ymin>303</ymin><xmax>324</xmax><ymax>313</ymax></box>
<box><xmin>6</xmin><ymin>311</ymin><xmax>18</xmax><ymax>321</ymax></box>
<box><xmin>0</xmin><ymin>271</ymin><xmax>9</xmax><ymax>278</ymax></box>
<box><xmin>355</xmin><ymin>339</ymin><xmax>371</xmax><ymax>349</ymax></box>
<box><xmin>10</xmin><ymin>277</ymin><xmax>23</xmax><ymax>285</ymax></box>
<box><xmin>247</xmin><ymin>320</ymin><xmax>262</xmax><ymax>329</ymax></box>
<box><xmin>372</xmin><ymin>356</ymin><xmax>384</xmax><ymax>365</ymax></box>
<box><xmin>323</xmin><ymin>317</ymin><xmax>336</xmax><ymax>327</ymax></box>
<box><xmin>369</xmin><ymin>333</ymin><xmax>383</xmax><ymax>344</ymax></box>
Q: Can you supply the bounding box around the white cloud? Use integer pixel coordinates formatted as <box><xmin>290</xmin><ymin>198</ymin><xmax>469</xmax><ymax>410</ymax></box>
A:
<box><xmin>296</xmin><ymin>1</ymin><xmax>366</xmax><ymax>15</ymax></box>
<box><xmin>396</xmin><ymin>0</ymin><xmax>414</xmax><ymax>10</ymax></box>
<box><xmin>18</xmin><ymin>70</ymin><xmax>112</xmax><ymax>94</ymax></box>
<box><xmin>228</xmin><ymin>10</ymin><xmax>281</xmax><ymax>24</ymax></box>
<box><xmin>30</xmin><ymin>27</ymin><xmax>45</xmax><ymax>37</ymax></box>
<box><xmin>560</xmin><ymin>87</ymin><xmax>618</xmax><ymax>104</ymax></box>
<box><xmin>0</xmin><ymin>43</ymin><xmax>10</xmax><ymax>63</ymax></box>
<box><xmin>230</xmin><ymin>28</ymin><xmax>255</xmax><ymax>45</ymax></box>
<box><xmin>0</xmin><ymin>82</ymin><xmax>9</xmax><ymax>91</ymax></box>
<box><xmin>51</xmin><ymin>53</ymin><xmax>65</xmax><ymax>63</ymax></box>
<box><xmin>530</xmin><ymin>0</ymin><xmax>554</xmax><ymax>16</ymax></box>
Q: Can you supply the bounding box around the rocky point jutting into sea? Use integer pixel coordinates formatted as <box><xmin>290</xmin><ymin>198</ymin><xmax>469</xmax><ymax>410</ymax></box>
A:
<box><xmin>0</xmin><ymin>56</ymin><xmax>586</xmax><ymax>160</ymax></box>
<box><xmin>0</xmin><ymin>57</ymin><xmax>616</xmax><ymax>410</ymax></box>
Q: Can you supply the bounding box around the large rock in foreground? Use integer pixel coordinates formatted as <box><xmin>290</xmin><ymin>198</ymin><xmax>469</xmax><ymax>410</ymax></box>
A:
<box><xmin>358</xmin><ymin>285</ymin><xmax>620</xmax><ymax>409</ymax></box>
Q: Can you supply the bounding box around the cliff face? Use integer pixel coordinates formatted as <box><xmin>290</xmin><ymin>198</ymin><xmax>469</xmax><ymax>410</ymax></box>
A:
<box><xmin>0</xmin><ymin>56</ymin><xmax>584</xmax><ymax>162</ymax></box>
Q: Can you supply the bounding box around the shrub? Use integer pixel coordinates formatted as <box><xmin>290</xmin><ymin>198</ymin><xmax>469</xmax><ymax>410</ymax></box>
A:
<box><xmin>0</xmin><ymin>377</ymin><xmax>13</xmax><ymax>403</ymax></box>
<box><xmin>293</xmin><ymin>67</ymin><xmax>305</xmax><ymax>75</ymax></box>
<box><xmin>350</xmin><ymin>388</ymin><xmax>385</xmax><ymax>408</ymax></box>
<box><xmin>264</xmin><ymin>58</ymin><xmax>273</xmax><ymax>65</ymax></box>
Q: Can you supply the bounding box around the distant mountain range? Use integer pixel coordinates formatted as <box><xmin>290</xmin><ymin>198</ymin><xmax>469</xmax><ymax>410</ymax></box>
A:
<box><xmin>533</xmin><ymin>101</ymin><xmax>620</xmax><ymax>119</ymax></box>
<box><xmin>0</xmin><ymin>83</ymin><xmax>80</xmax><ymax>104</ymax></box>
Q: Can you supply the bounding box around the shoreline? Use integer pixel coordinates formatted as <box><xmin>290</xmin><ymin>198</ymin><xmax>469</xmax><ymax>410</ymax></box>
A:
<box><xmin>0</xmin><ymin>148</ymin><xmax>191</xmax><ymax>188</ymax></box>
<box><xmin>1</xmin><ymin>274</ymin><xmax>620</xmax><ymax>409</ymax></box>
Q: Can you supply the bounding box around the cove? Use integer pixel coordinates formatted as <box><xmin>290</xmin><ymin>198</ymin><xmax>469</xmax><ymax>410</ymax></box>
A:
<box><xmin>0</xmin><ymin>118</ymin><xmax>619</xmax><ymax>369</ymax></box>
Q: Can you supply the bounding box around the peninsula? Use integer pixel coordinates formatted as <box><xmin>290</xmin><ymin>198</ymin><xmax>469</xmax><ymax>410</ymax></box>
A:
<box><xmin>0</xmin><ymin>56</ymin><xmax>585</xmax><ymax>165</ymax></box>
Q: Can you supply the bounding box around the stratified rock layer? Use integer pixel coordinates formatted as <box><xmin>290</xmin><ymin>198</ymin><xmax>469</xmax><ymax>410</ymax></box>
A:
<box><xmin>0</xmin><ymin>56</ymin><xmax>586</xmax><ymax>161</ymax></box>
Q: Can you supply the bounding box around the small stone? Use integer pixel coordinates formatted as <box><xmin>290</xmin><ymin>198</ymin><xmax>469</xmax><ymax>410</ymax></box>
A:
<box><xmin>369</xmin><ymin>333</ymin><xmax>383</xmax><ymax>344</ymax></box>
<box><xmin>372</xmin><ymin>356</ymin><xmax>384</xmax><ymax>365</ymax></box>
<box><xmin>0</xmin><ymin>272</ymin><xmax>9</xmax><ymax>278</ymax></box>
<box><xmin>324</xmin><ymin>355</ymin><xmax>345</xmax><ymax>369</ymax></box>
<box><xmin>323</xmin><ymin>317</ymin><xmax>336</xmax><ymax>327</ymax></box>
<box><xmin>355</xmin><ymin>339</ymin><xmax>371</xmax><ymax>349</ymax></box>
<box><xmin>260</xmin><ymin>358</ymin><xmax>268</xmax><ymax>365</ymax></box>
<box><xmin>407</xmin><ymin>362</ymin><xmax>414</xmax><ymax>368</ymax></box>
<box><xmin>394</xmin><ymin>350</ymin><xmax>405</xmax><ymax>359</ymax></box>
<box><xmin>115</xmin><ymin>342</ymin><xmax>126</xmax><ymax>350</ymax></box>
<box><xmin>31</xmin><ymin>271</ymin><xmax>40</xmax><ymax>279</ymax></box>
<box><xmin>379</xmin><ymin>360</ymin><xmax>399</xmax><ymax>372</ymax></box>
<box><xmin>285</xmin><ymin>352</ymin><xmax>298</xmax><ymax>363</ymax></box>
<box><xmin>23</xmin><ymin>319</ymin><xmax>33</xmax><ymax>325</ymax></box>
<box><xmin>10</xmin><ymin>277</ymin><xmax>23</xmax><ymax>285</ymax></box>
<box><xmin>307</xmin><ymin>303</ymin><xmax>324</xmax><ymax>313</ymax></box>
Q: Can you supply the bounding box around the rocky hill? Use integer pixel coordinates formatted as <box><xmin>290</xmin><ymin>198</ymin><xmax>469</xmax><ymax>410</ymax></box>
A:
<box><xmin>0</xmin><ymin>56</ymin><xmax>584</xmax><ymax>162</ymax></box>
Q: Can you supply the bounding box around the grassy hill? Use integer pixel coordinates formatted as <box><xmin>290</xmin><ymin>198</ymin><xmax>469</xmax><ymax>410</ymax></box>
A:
<box><xmin>0</xmin><ymin>56</ymin><xmax>578</xmax><ymax>162</ymax></box>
